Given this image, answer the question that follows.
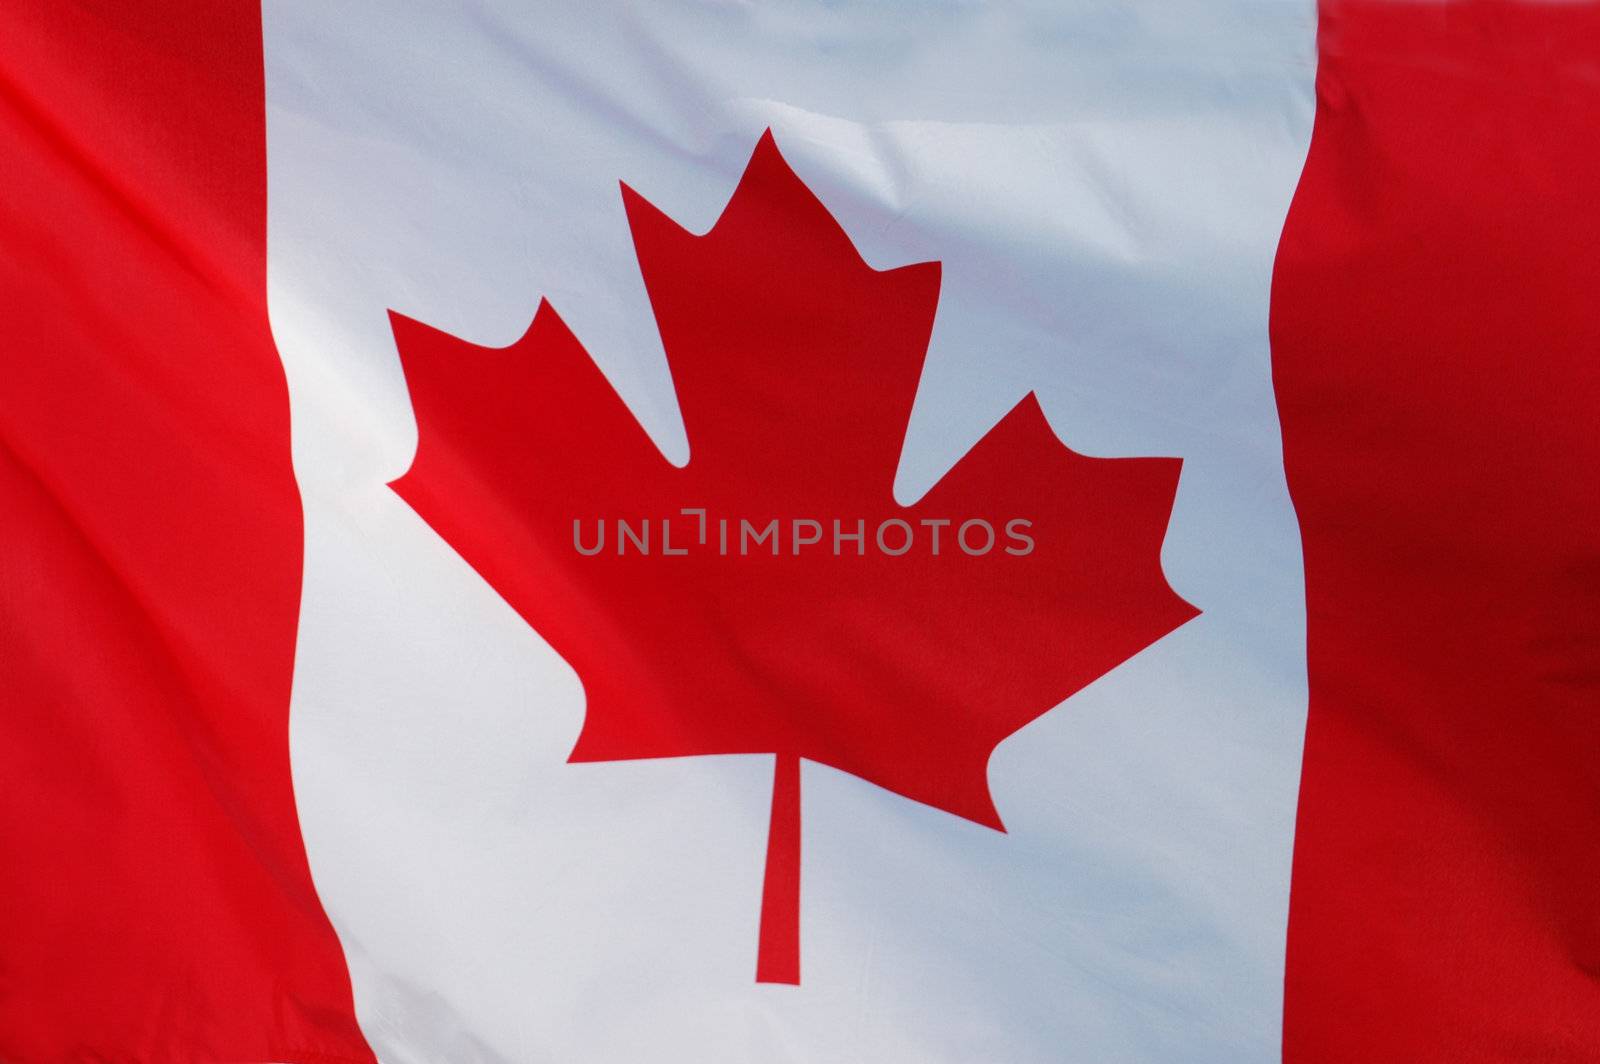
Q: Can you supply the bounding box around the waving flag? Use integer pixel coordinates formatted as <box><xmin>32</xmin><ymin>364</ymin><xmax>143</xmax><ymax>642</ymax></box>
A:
<box><xmin>2</xmin><ymin>3</ymin><xmax>1596</xmax><ymax>1062</ymax></box>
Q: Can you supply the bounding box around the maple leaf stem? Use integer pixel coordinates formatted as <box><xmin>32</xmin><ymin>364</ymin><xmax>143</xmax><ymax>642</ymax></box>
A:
<box><xmin>755</xmin><ymin>752</ymin><xmax>802</xmax><ymax>985</ymax></box>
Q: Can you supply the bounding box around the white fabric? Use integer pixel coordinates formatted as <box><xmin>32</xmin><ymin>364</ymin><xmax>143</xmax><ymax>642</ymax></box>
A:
<box><xmin>263</xmin><ymin>3</ymin><xmax>1317</xmax><ymax>1060</ymax></box>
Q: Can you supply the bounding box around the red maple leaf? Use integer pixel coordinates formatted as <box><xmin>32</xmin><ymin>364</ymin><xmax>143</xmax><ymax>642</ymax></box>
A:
<box><xmin>389</xmin><ymin>131</ymin><xmax>1196</xmax><ymax>984</ymax></box>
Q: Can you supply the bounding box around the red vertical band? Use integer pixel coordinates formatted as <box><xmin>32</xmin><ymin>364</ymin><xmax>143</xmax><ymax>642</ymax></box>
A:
<box><xmin>0</xmin><ymin>2</ymin><xmax>372</xmax><ymax>1061</ymax></box>
<box><xmin>757</xmin><ymin>753</ymin><xmax>802</xmax><ymax>985</ymax></box>
<box><xmin>1276</xmin><ymin>3</ymin><xmax>1600</xmax><ymax>1061</ymax></box>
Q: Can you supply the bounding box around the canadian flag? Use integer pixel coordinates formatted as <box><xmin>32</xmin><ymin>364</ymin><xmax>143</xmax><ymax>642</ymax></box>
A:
<box><xmin>2</xmin><ymin>3</ymin><xmax>1597</xmax><ymax>1063</ymax></box>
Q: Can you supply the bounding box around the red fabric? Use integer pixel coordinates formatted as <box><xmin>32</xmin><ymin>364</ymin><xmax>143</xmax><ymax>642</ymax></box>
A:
<box><xmin>389</xmin><ymin>132</ymin><xmax>1195</xmax><ymax>986</ymax></box>
<box><xmin>0</xmin><ymin>3</ymin><xmax>372</xmax><ymax>1060</ymax></box>
<box><xmin>1277</xmin><ymin>3</ymin><xmax>1600</xmax><ymax>1060</ymax></box>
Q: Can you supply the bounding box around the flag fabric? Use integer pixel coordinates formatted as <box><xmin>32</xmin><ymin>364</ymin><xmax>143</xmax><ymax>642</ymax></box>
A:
<box><xmin>2</xmin><ymin>2</ymin><xmax>1596</xmax><ymax>1062</ymax></box>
